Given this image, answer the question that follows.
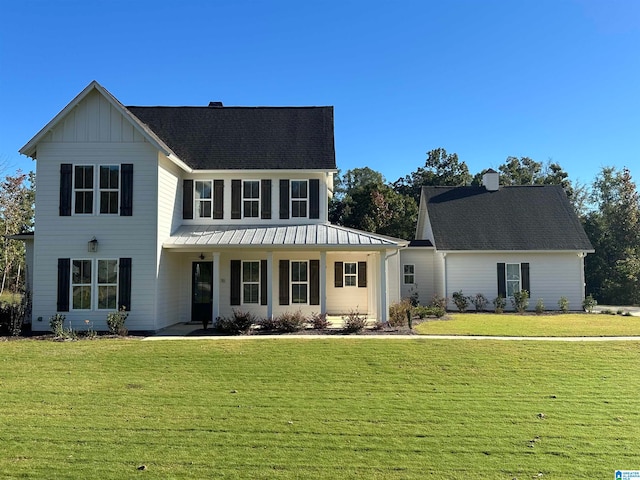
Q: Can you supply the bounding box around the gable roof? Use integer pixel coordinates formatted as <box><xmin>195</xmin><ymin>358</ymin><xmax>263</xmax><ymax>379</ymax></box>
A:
<box><xmin>421</xmin><ymin>185</ymin><xmax>593</xmax><ymax>251</ymax></box>
<box><xmin>19</xmin><ymin>81</ymin><xmax>185</xmax><ymax>167</ymax></box>
<box><xmin>126</xmin><ymin>105</ymin><xmax>336</xmax><ymax>171</ymax></box>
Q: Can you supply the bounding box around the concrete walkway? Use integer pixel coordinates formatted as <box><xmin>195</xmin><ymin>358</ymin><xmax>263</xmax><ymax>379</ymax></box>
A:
<box><xmin>143</xmin><ymin>323</ymin><xmax>640</xmax><ymax>341</ymax></box>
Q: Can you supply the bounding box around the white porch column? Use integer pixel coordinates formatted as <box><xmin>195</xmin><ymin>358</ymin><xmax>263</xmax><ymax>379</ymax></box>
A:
<box><xmin>212</xmin><ymin>252</ymin><xmax>220</xmax><ymax>322</ymax></box>
<box><xmin>379</xmin><ymin>251</ymin><xmax>387</xmax><ymax>322</ymax></box>
<box><xmin>319</xmin><ymin>251</ymin><xmax>327</xmax><ymax>315</ymax></box>
<box><xmin>267</xmin><ymin>251</ymin><xmax>273</xmax><ymax>319</ymax></box>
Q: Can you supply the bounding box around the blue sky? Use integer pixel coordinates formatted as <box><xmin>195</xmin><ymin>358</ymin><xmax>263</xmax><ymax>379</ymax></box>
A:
<box><xmin>1</xmin><ymin>0</ymin><xmax>639</xmax><ymax>186</ymax></box>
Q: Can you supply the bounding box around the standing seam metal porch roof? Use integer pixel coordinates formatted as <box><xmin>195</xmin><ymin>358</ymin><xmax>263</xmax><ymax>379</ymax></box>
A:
<box><xmin>163</xmin><ymin>224</ymin><xmax>407</xmax><ymax>249</ymax></box>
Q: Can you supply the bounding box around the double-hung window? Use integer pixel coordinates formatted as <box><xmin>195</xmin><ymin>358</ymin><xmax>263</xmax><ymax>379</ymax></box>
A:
<box><xmin>99</xmin><ymin>166</ymin><xmax>120</xmax><ymax>214</ymax></box>
<box><xmin>243</xmin><ymin>181</ymin><xmax>260</xmax><ymax>218</ymax></box>
<box><xmin>74</xmin><ymin>166</ymin><xmax>94</xmax><ymax>214</ymax></box>
<box><xmin>72</xmin><ymin>260</ymin><xmax>92</xmax><ymax>309</ymax></box>
<box><xmin>242</xmin><ymin>261</ymin><xmax>260</xmax><ymax>304</ymax></box>
<box><xmin>71</xmin><ymin>259</ymin><xmax>119</xmax><ymax>310</ymax></box>
<box><xmin>403</xmin><ymin>264</ymin><xmax>415</xmax><ymax>284</ymax></box>
<box><xmin>291</xmin><ymin>180</ymin><xmax>308</xmax><ymax>218</ymax></box>
<box><xmin>344</xmin><ymin>262</ymin><xmax>357</xmax><ymax>286</ymax></box>
<box><xmin>195</xmin><ymin>181</ymin><xmax>212</xmax><ymax>218</ymax></box>
<box><xmin>97</xmin><ymin>260</ymin><xmax>118</xmax><ymax>309</ymax></box>
<box><xmin>291</xmin><ymin>261</ymin><xmax>308</xmax><ymax>304</ymax></box>
<box><xmin>506</xmin><ymin>263</ymin><xmax>521</xmax><ymax>297</ymax></box>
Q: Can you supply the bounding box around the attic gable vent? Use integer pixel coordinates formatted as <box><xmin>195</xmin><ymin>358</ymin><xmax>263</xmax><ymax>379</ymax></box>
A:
<box><xmin>208</xmin><ymin>101</ymin><xmax>223</xmax><ymax>107</ymax></box>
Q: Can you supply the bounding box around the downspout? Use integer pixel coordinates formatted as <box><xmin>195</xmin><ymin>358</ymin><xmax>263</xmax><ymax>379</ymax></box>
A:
<box><xmin>443</xmin><ymin>252</ymin><xmax>448</xmax><ymax>306</ymax></box>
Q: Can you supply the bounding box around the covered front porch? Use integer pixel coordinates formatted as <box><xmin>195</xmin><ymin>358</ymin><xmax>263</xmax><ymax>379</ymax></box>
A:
<box><xmin>159</xmin><ymin>224</ymin><xmax>407</xmax><ymax>328</ymax></box>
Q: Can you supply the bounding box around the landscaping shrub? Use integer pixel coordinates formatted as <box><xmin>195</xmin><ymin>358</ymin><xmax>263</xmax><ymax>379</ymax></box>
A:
<box><xmin>257</xmin><ymin>316</ymin><xmax>279</xmax><ymax>331</ymax></box>
<box><xmin>583</xmin><ymin>294</ymin><xmax>597</xmax><ymax>313</ymax></box>
<box><xmin>452</xmin><ymin>291</ymin><xmax>469</xmax><ymax>313</ymax></box>
<box><xmin>49</xmin><ymin>313</ymin><xmax>66</xmax><ymax>337</ymax></box>
<box><xmin>471</xmin><ymin>293</ymin><xmax>488</xmax><ymax>312</ymax></box>
<box><xmin>430</xmin><ymin>294</ymin><xmax>447</xmax><ymax>311</ymax></box>
<box><xmin>388</xmin><ymin>298</ymin><xmax>412</xmax><ymax>327</ymax></box>
<box><xmin>558</xmin><ymin>296</ymin><xmax>569</xmax><ymax>313</ymax></box>
<box><xmin>215</xmin><ymin>310</ymin><xmax>256</xmax><ymax>335</ymax></box>
<box><xmin>535</xmin><ymin>298</ymin><xmax>545</xmax><ymax>315</ymax></box>
<box><xmin>511</xmin><ymin>290</ymin><xmax>529</xmax><ymax>313</ymax></box>
<box><xmin>414</xmin><ymin>305</ymin><xmax>446</xmax><ymax>318</ymax></box>
<box><xmin>310</xmin><ymin>312</ymin><xmax>331</xmax><ymax>330</ymax></box>
<box><xmin>493</xmin><ymin>296</ymin><xmax>506</xmax><ymax>314</ymax></box>
<box><xmin>106</xmin><ymin>307</ymin><xmax>129</xmax><ymax>336</ymax></box>
<box><xmin>342</xmin><ymin>310</ymin><xmax>367</xmax><ymax>333</ymax></box>
<box><xmin>274</xmin><ymin>310</ymin><xmax>307</xmax><ymax>332</ymax></box>
<box><xmin>0</xmin><ymin>296</ymin><xmax>29</xmax><ymax>336</ymax></box>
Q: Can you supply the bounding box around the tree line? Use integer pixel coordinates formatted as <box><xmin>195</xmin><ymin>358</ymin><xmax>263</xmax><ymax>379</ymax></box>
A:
<box><xmin>329</xmin><ymin>148</ymin><xmax>640</xmax><ymax>306</ymax></box>
<box><xmin>0</xmin><ymin>151</ymin><xmax>637</xmax><ymax>306</ymax></box>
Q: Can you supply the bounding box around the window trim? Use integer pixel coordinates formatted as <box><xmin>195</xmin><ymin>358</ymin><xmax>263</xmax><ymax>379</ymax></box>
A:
<box><xmin>290</xmin><ymin>180</ymin><xmax>308</xmax><ymax>218</ymax></box>
<box><xmin>344</xmin><ymin>262</ymin><xmax>357</xmax><ymax>287</ymax></box>
<box><xmin>70</xmin><ymin>258</ymin><xmax>119</xmax><ymax>311</ymax></box>
<box><xmin>291</xmin><ymin>260</ymin><xmax>309</xmax><ymax>304</ymax></box>
<box><xmin>403</xmin><ymin>264</ymin><xmax>415</xmax><ymax>285</ymax></box>
<box><xmin>99</xmin><ymin>165</ymin><xmax>121</xmax><ymax>215</ymax></box>
<box><xmin>242</xmin><ymin>260</ymin><xmax>260</xmax><ymax>305</ymax></box>
<box><xmin>195</xmin><ymin>180</ymin><xmax>213</xmax><ymax>218</ymax></box>
<box><xmin>243</xmin><ymin>180</ymin><xmax>260</xmax><ymax>218</ymax></box>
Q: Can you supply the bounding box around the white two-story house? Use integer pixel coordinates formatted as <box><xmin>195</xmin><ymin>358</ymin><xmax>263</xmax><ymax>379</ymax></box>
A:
<box><xmin>20</xmin><ymin>81</ymin><xmax>406</xmax><ymax>332</ymax></box>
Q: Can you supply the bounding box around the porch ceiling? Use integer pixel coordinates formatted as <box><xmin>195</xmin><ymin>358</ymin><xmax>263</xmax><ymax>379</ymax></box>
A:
<box><xmin>163</xmin><ymin>224</ymin><xmax>407</xmax><ymax>250</ymax></box>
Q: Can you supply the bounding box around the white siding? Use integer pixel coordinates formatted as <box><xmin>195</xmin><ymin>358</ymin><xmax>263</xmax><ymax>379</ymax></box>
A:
<box><xmin>31</xmin><ymin>140</ymin><xmax>160</xmax><ymax>332</ymax></box>
<box><xmin>400</xmin><ymin>248</ymin><xmax>436</xmax><ymax>306</ymax></box>
<box><xmin>326</xmin><ymin>252</ymin><xmax>369</xmax><ymax>315</ymax></box>
<box><xmin>444</xmin><ymin>252</ymin><xmax>586</xmax><ymax>311</ymax></box>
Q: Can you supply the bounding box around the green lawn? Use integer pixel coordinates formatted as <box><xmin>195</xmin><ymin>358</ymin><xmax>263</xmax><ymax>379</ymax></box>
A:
<box><xmin>415</xmin><ymin>313</ymin><xmax>640</xmax><ymax>337</ymax></box>
<box><xmin>1</xmin><ymin>339</ymin><xmax>640</xmax><ymax>479</ymax></box>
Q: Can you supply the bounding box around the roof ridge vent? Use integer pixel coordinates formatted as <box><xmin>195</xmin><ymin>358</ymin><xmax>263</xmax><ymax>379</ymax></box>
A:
<box><xmin>208</xmin><ymin>101</ymin><xmax>223</xmax><ymax>107</ymax></box>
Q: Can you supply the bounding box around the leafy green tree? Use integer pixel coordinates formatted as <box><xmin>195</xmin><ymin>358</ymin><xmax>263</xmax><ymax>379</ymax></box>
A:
<box><xmin>0</xmin><ymin>171</ymin><xmax>35</xmax><ymax>294</ymax></box>
<box><xmin>583</xmin><ymin>166</ymin><xmax>640</xmax><ymax>304</ymax></box>
<box><xmin>393</xmin><ymin>148</ymin><xmax>471</xmax><ymax>202</ymax></box>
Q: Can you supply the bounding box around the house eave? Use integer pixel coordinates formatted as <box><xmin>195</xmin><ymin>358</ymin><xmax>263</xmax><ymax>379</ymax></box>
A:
<box><xmin>436</xmin><ymin>249</ymin><xmax>595</xmax><ymax>254</ymax></box>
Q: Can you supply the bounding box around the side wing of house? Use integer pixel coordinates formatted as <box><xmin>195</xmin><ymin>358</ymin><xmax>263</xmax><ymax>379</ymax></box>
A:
<box><xmin>20</xmin><ymin>84</ymin><xmax>164</xmax><ymax>332</ymax></box>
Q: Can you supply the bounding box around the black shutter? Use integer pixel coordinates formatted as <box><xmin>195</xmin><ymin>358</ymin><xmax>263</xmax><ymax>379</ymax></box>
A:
<box><xmin>120</xmin><ymin>164</ymin><xmax>133</xmax><ymax>216</ymax></box>
<box><xmin>261</xmin><ymin>179</ymin><xmax>272</xmax><ymax>219</ymax></box>
<box><xmin>279</xmin><ymin>260</ymin><xmax>289</xmax><ymax>305</ymax></box>
<box><xmin>118</xmin><ymin>258</ymin><xmax>132</xmax><ymax>310</ymax></box>
<box><xmin>57</xmin><ymin>258</ymin><xmax>70</xmax><ymax>312</ymax></box>
<box><xmin>213</xmin><ymin>180</ymin><xmax>224</xmax><ymax>219</ymax></box>
<box><xmin>358</xmin><ymin>261</ymin><xmax>367</xmax><ymax>288</ymax></box>
<box><xmin>279</xmin><ymin>179</ymin><xmax>290</xmax><ymax>219</ymax></box>
<box><xmin>497</xmin><ymin>263</ymin><xmax>506</xmax><ymax>298</ymax></box>
<box><xmin>310</xmin><ymin>260</ymin><xmax>320</xmax><ymax>305</ymax></box>
<box><xmin>230</xmin><ymin>260</ymin><xmax>241</xmax><ymax>305</ymax></box>
<box><xmin>231</xmin><ymin>180</ymin><xmax>241</xmax><ymax>219</ymax></box>
<box><xmin>60</xmin><ymin>164</ymin><xmax>72</xmax><ymax>216</ymax></box>
<box><xmin>309</xmin><ymin>178</ymin><xmax>320</xmax><ymax>219</ymax></box>
<box><xmin>260</xmin><ymin>259</ymin><xmax>268</xmax><ymax>306</ymax></box>
<box><xmin>521</xmin><ymin>263</ymin><xmax>530</xmax><ymax>295</ymax></box>
<box><xmin>183</xmin><ymin>180</ymin><xmax>193</xmax><ymax>219</ymax></box>
<box><xmin>334</xmin><ymin>262</ymin><xmax>343</xmax><ymax>288</ymax></box>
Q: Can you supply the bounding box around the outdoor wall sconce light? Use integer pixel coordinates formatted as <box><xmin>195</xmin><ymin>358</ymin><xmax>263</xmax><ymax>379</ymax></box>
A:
<box><xmin>199</xmin><ymin>253</ymin><xmax>205</xmax><ymax>260</ymax></box>
<box><xmin>88</xmin><ymin>237</ymin><xmax>99</xmax><ymax>253</ymax></box>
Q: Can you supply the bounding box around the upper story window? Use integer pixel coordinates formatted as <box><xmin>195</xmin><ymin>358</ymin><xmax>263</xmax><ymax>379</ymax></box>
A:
<box><xmin>195</xmin><ymin>181</ymin><xmax>212</xmax><ymax>218</ymax></box>
<box><xmin>291</xmin><ymin>180</ymin><xmax>308</xmax><ymax>218</ymax></box>
<box><xmin>243</xmin><ymin>181</ymin><xmax>260</xmax><ymax>218</ymax></box>
<box><xmin>74</xmin><ymin>166</ymin><xmax>94</xmax><ymax>214</ymax></box>
<box><xmin>99</xmin><ymin>166</ymin><xmax>120</xmax><ymax>214</ymax></box>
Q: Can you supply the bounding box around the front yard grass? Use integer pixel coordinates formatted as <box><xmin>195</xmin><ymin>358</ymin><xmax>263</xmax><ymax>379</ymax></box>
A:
<box><xmin>1</xmin><ymin>339</ymin><xmax>640</xmax><ymax>479</ymax></box>
<box><xmin>415</xmin><ymin>312</ymin><xmax>640</xmax><ymax>336</ymax></box>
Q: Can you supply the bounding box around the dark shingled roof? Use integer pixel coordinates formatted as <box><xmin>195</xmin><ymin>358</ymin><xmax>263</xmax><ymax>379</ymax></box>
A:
<box><xmin>126</xmin><ymin>106</ymin><xmax>336</xmax><ymax>170</ymax></box>
<box><xmin>422</xmin><ymin>185</ymin><xmax>593</xmax><ymax>251</ymax></box>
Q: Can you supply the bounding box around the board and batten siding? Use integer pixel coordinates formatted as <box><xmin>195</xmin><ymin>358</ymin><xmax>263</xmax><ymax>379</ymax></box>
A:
<box><xmin>443</xmin><ymin>252</ymin><xmax>586</xmax><ymax>311</ymax></box>
<box><xmin>31</xmin><ymin>139</ymin><xmax>161</xmax><ymax>332</ymax></box>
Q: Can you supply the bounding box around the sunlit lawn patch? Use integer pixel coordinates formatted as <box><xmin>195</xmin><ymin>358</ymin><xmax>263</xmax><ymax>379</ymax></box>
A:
<box><xmin>1</xmin><ymin>339</ymin><xmax>639</xmax><ymax>479</ymax></box>
<box><xmin>415</xmin><ymin>313</ymin><xmax>640</xmax><ymax>337</ymax></box>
